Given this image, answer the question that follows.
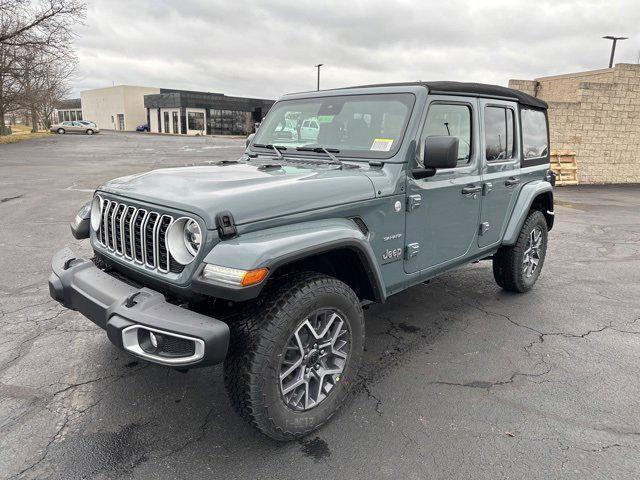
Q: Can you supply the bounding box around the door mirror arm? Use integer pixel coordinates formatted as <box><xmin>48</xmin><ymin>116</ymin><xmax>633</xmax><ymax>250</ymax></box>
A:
<box><xmin>411</xmin><ymin>167</ymin><xmax>437</xmax><ymax>179</ymax></box>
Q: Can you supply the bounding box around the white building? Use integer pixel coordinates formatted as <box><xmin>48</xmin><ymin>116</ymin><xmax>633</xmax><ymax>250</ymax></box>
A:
<box><xmin>80</xmin><ymin>85</ymin><xmax>160</xmax><ymax>131</ymax></box>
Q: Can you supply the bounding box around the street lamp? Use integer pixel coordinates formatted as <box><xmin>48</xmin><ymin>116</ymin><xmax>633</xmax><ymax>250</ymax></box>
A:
<box><xmin>315</xmin><ymin>64</ymin><xmax>323</xmax><ymax>91</ymax></box>
<box><xmin>603</xmin><ymin>36</ymin><xmax>628</xmax><ymax>68</ymax></box>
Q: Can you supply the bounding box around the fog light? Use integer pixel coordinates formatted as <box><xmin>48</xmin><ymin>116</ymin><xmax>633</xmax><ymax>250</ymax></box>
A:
<box><xmin>138</xmin><ymin>329</ymin><xmax>163</xmax><ymax>353</ymax></box>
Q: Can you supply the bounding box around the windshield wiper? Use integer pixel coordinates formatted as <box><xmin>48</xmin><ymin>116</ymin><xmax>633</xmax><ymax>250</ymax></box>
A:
<box><xmin>295</xmin><ymin>145</ymin><xmax>341</xmax><ymax>164</ymax></box>
<box><xmin>253</xmin><ymin>143</ymin><xmax>286</xmax><ymax>160</ymax></box>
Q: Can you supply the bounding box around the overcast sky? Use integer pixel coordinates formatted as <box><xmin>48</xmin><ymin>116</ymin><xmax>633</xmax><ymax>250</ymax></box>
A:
<box><xmin>71</xmin><ymin>0</ymin><xmax>640</xmax><ymax>99</ymax></box>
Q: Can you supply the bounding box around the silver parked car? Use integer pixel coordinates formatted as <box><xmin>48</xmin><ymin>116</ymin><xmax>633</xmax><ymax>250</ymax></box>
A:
<box><xmin>50</xmin><ymin>121</ymin><xmax>100</xmax><ymax>135</ymax></box>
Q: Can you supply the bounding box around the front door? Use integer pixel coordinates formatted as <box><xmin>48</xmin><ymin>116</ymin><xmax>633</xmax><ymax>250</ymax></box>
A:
<box><xmin>477</xmin><ymin>100</ymin><xmax>522</xmax><ymax>247</ymax></box>
<box><xmin>172</xmin><ymin>111</ymin><xmax>179</xmax><ymax>134</ymax></box>
<box><xmin>404</xmin><ymin>96</ymin><xmax>482</xmax><ymax>274</ymax></box>
<box><xmin>163</xmin><ymin>111</ymin><xmax>170</xmax><ymax>133</ymax></box>
<box><xmin>117</xmin><ymin>114</ymin><xmax>125</xmax><ymax>131</ymax></box>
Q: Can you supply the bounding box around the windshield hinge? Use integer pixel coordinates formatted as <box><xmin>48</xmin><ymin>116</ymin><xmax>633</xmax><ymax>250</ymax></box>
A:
<box><xmin>406</xmin><ymin>194</ymin><xmax>422</xmax><ymax>212</ymax></box>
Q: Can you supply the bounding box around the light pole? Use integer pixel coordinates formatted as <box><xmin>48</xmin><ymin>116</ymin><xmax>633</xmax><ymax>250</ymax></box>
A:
<box><xmin>603</xmin><ymin>36</ymin><xmax>628</xmax><ymax>68</ymax></box>
<box><xmin>315</xmin><ymin>64</ymin><xmax>323</xmax><ymax>91</ymax></box>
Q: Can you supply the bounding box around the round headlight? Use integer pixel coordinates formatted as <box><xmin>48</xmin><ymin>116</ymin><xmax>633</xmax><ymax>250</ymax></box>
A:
<box><xmin>183</xmin><ymin>219</ymin><xmax>202</xmax><ymax>256</ymax></box>
<box><xmin>167</xmin><ymin>217</ymin><xmax>202</xmax><ymax>265</ymax></box>
<box><xmin>90</xmin><ymin>195</ymin><xmax>103</xmax><ymax>231</ymax></box>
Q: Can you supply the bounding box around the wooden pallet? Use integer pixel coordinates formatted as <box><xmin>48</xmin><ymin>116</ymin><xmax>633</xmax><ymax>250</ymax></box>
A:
<box><xmin>550</xmin><ymin>150</ymin><xmax>578</xmax><ymax>186</ymax></box>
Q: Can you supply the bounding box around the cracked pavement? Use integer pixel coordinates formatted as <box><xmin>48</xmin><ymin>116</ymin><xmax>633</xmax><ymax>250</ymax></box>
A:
<box><xmin>1</xmin><ymin>132</ymin><xmax>639</xmax><ymax>479</ymax></box>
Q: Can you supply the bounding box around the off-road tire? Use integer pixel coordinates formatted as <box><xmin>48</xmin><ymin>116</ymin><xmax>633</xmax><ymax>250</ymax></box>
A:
<box><xmin>493</xmin><ymin>210</ymin><xmax>548</xmax><ymax>293</ymax></box>
<box><xmin>57</xmin><ymin>128</ymin><xmax>65</xmax><ymax>134</ymax></box>
<box><xmin>223</xmin><ymin>272</ymin><xmax>365</xmax><ymax>441</ymax></box>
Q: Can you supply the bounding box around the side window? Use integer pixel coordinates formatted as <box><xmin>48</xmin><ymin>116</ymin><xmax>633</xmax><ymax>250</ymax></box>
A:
<box><xmin>302</xmin><ymin>120</ymin><xmax>309</xmax><ymax>128</ymax></box>
<box><xmin>484</xmin><ymin>106</ymin><xmax>515</xmax><ymax>161</ymax></box>
<box><xmin>521</xmin><ymin>108</ymin><xmax>548</xmax><ymax>159</ymax></box>
<box><xmin>419</xmin><ymin>103</ymin><xmax>471</xmax><ymax>167</ymax></box>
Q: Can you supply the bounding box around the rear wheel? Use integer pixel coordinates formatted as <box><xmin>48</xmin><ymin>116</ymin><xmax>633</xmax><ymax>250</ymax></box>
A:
<box><xmin>493</xmin><ymin>210</ymin><xmax>548</xmax><ymax>292</ymax></box>
<box><xmin>224</xmin><ymin>272</ymin><xmax>364</xmax><ymax>441</ymax></box>
<box><xmin>57</xmin><ymin>128</ymin><xmax>65</xmax><ymax>134</ymax></box>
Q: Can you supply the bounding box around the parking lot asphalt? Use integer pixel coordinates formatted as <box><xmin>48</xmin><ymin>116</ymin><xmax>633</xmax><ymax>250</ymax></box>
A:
<box><xmin>1</xmin><ymin>131</ymin><xmax>639</xmax><ymax>479</ymax></box>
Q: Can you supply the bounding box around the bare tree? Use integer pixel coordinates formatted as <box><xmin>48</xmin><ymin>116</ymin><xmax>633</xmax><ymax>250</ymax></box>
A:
<box><xmin>0</xmin><ymin>0</ymin><xmax>84</xmax><ymax>46</ymax></box>
<box><xmin>0</xmin><ymin>0</ymin><xmax>84</xmax><ymax>133</ymax></box>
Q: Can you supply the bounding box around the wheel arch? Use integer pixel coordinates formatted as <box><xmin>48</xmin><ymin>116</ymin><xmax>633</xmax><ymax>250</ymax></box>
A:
<box><xmin>266</xmin><ymin>242</ymin><xmax>384</xmax><ymax>303</ymax></box>
<box><xmin>502</xmin><ymin>181</ymin><xmax>554</xmax><ymax>246</ymax></box>
<box><xmin>195</xmin><ymin>219</ymin><xmax>386</xmax><ymax>303</ymax></box>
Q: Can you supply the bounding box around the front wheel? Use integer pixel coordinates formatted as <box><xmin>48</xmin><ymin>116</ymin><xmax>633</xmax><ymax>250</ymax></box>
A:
<box><xmin>493</xmin><ymin>210</ymin><xmax>548</xmax><ymax>292</ymax></box>
<box><xmin>86</xmin><ymin>129</ymin><xmax>94</xmax><ymax>135</ymax></box>
<box><xmin>224</xmin><ymin>272</ymin><xmax>364</xmax><ymax>441</ymax></box>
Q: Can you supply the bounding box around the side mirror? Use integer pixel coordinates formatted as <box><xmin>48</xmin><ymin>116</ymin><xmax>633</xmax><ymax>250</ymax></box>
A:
<box><xmin>411</xmin><ymin>136</ymin><xmax>459</xmax><ymax>180</ymax></box>
<box><xmin>424</xmin><ymin>135</ymin><xmax>459</xmax><ymax>169</ymax></box>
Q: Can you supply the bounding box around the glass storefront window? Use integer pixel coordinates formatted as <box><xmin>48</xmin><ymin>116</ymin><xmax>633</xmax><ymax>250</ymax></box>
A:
<box><xmin>70</xmin><ymin>111</ymin><xmax>76</xmax><ymax>121</ymax></box>
<box><xmin>188</xmin><ymin>111</ymin><xmax>205</xmax><ymax>132</ymax></box>
<box><xmin>63</xmin><ymin>111</ymin><xmax>70</xmax><ymax>122</ymax></box>
<box><xmin>76</xmin><ymin>110</ymin><xmax>83</xmax><ymax>121</ymax></box>
<box><xmin>209</xmin><ymin>109</ymin><xmax>252</xmax><ymax>135</ymax></box>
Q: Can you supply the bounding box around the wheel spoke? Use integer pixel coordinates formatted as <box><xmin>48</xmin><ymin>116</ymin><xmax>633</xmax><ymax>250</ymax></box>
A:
<box><xmin>280</xmin><ymin>357</ymin><xmax>303</xmax><ymax>381</ymax></box>
<box><xmin>283</xmin><ymin>377</ymin><xmax>306</xmax><ymax>395</ymax></box>
<box><xmin>317</xmin><ymin>312</ymin><xmax>340</xmax><ymax>339</ymax></box>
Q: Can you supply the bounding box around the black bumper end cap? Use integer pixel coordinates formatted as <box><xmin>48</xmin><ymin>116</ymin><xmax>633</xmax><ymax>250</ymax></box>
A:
<box><xmin>70</xmin><ymin>217</ymin><xmax>90</xmax><ymax>240</ymax></box>
<box><xmin>48</xmin><ymin>273</ymin><xmax>65</xmax><ymax>303</ymax></box>
<box><xmin>106</xmin><ymin>315</ymin><xmax>134</xmax><ymax>349</ymax></box>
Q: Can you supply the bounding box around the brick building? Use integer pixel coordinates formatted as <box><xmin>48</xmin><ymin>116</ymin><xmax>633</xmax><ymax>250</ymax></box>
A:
<box><xmin>509</xmin><ymin>64</ymin><xmax>640</xmax><ymax>184</ymax></box>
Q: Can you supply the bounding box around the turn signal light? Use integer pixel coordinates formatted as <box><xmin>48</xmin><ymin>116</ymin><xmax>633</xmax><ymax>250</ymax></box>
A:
<box><xmin>240</xmin><ymin>268</ymin><xmax>269</xmax><ymax>286</ymax></box>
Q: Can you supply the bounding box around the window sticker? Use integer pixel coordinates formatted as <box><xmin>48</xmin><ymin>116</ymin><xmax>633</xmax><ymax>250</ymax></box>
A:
<box><xmin>370</xmin><ymin>138</ymin><xmax>394</xmax><ymax>151</ymax></box>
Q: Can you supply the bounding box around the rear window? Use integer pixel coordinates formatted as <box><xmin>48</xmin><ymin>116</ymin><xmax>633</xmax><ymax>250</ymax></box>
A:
<box><xmin>484</xmin><ymin>106</ymin><xmax>515</xmax><ymax>161</ymax></box>
<box><xmin>521</xmin><ymin>108</ymin><xmax>548</xmax><ymax>160</ymax></box>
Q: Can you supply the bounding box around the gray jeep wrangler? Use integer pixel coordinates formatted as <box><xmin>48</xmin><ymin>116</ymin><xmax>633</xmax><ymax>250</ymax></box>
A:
<box><xmin>49</xmin><ymin>82</ymin><xmax>554</xmax><ymax>441</ymax></box>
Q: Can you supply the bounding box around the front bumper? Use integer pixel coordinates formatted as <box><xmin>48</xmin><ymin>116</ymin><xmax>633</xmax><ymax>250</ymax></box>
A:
<box><xmin>48</xmin><ymin>247</ymin><xmax>229</xmax><ymax>368</ymax></box>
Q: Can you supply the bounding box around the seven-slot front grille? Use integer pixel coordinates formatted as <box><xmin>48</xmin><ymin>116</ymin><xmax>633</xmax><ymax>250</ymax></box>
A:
<box><xmin>96</xmin><ymin>198</ymin><xmax>185</xmax><ymax>274</ymax></box>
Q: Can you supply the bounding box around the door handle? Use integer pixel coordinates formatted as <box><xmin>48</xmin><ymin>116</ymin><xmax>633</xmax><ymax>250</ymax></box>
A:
<box><xmin>505</xmin><ymin>177</ymin><xmax>521</xmax><ymax>187</ymax></box>
<box><xmin>461</xmin><ymin>185</ymin><xmax>482</xmax><ymax>195</ymax></box>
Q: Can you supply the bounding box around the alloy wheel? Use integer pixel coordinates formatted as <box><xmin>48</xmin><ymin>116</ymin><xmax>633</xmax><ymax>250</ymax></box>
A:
<box><xmin>279</xmin><ymin>309</ymin><xmax>351</xmax><ymax>411</ymax></box>
<box><xmin>523</xmin><ymin>226</ymin><xmax>543</xmax><ymax>278</ymax></box>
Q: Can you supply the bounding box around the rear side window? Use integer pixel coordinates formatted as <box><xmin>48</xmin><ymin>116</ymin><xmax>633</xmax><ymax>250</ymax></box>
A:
<box><xmin>521</xmin><ymin>108</ymin><xmax>548</xmax><ymax>159</ymax></box>
<box><xmin>484</xmin><ymin>106</ymin><xmax>514</xmax><ymax>161</ymax></box>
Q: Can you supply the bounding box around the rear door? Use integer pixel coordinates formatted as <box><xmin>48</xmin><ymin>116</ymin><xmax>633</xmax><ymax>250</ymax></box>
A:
<box><xmin>404</xmin><ymin>96</ymin><xmax>482</xmax><ymax>274</ymax></box>
<box><xmin>478</xmin><ymin>100</ymin><xmax>521</xmax><ymax>248</ymax></box>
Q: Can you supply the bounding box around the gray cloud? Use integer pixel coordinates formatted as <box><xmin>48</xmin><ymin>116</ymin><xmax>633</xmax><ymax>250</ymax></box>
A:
<box><xmin>72</xmin><ymin>0</ymin><xmax>640</xmax><ymax>99</ymax></box>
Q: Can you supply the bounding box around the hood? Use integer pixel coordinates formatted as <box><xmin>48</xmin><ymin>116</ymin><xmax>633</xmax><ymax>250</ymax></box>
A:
<box><xmin>98</xmin><ymin>162</ymin><xmax>376</xmax><ymax>228</ymax></box>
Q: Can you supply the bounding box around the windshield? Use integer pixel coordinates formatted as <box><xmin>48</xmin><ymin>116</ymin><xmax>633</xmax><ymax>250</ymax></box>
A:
<box><xmin>252</xmin><ymin>93</ymin><xmax>415</xmax><ymax>159</ymax></box>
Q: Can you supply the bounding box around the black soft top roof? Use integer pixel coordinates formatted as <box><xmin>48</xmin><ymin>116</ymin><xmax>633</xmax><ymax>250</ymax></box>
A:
<box><xmin>332</xmin><ymin>81</ymin><xmax>547</xmax><ymax>109</ymax></box>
